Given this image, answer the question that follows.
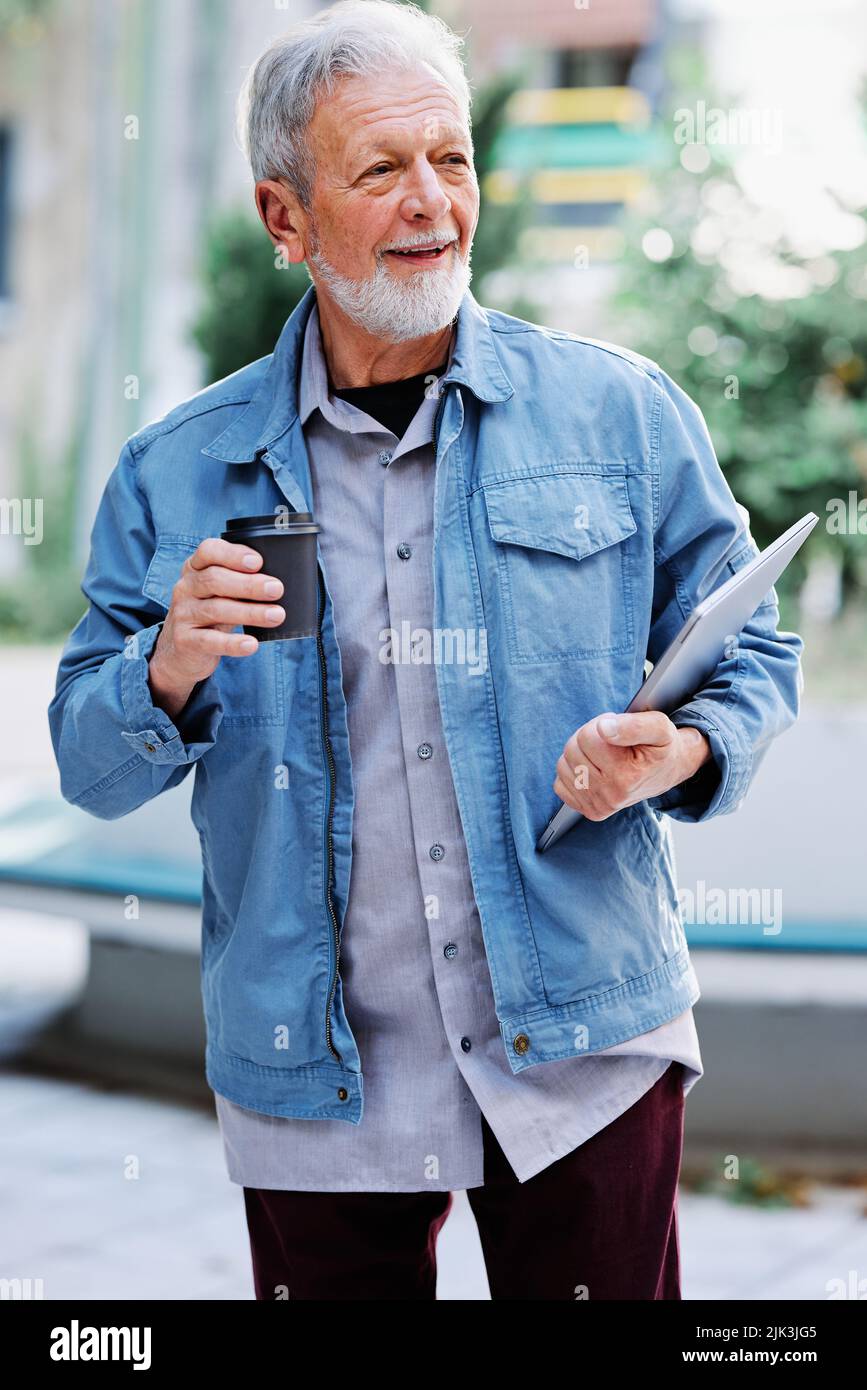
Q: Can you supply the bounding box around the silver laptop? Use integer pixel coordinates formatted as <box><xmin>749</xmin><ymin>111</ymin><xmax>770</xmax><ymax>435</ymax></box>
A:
<box><xmin>536</xmin><ymin>512</ymin><xmax>819</xmax><ymax>853</ymax></box>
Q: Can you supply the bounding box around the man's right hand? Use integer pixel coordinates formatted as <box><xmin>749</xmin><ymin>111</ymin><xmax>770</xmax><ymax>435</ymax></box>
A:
<box><xmin>147</xmin><ymin>538</ymin><xmax>286</xmax><ymax>720</ymax></box>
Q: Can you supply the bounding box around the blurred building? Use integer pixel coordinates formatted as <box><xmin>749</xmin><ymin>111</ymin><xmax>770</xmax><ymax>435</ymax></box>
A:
<box><xmin>0</xmin><ymin>0</ymin><xmax>318</xmax><ymax>578</ymax></box>
<box><xmin>449</xmin><ymin>0</ymin><xmax>663</xmax><ymax>329</ymax></box>
<box><xmin>459</xmin><ymin>0</ymin><xmax>661</xmax><ymax>255</ymax></box>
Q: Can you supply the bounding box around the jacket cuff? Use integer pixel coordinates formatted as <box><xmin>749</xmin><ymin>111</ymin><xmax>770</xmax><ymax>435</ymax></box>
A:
<box><xmin>647</xmin><ymin>700</ymin><xmax>752</xmax><ymax>822</ymax></box>
<box><xmin>119</xmin><ymin>621</ymin><xmax>223</xmax><ymax>765</ymax></box>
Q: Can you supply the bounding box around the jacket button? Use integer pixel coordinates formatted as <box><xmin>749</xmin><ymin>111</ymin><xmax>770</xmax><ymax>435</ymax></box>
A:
<box><xmin>337</xmin><ymin>1087</ymin><xmax>348</xmax><ymax>1101</ymax></box>
<box><xmin>460</xmin><ymin>1036</ymin><xmax>472</xmax><ymax>1053</ymax></box>
<box><xmin>417</xmin><ymin>742</ymin><xmax>433</xmax><ymax>759</ymax></box>
<box><xmin>397</xmin><ymin>542</ymin><xmax>412</xmax><ymax>560</ymax></box>
<box><xmin>429</xmin><ymin>843</ymin><xmax>444</xmax><ymax>861</ymax></box>
<box><xmin>144</xmin><ymin>742</ymin><xmax>156</xmax><ymax>752</ymax></box>
<box><xmin>513</xmin><ymin>1033</ymin><xmax>530</xmax><ymax>1055</ymax></box>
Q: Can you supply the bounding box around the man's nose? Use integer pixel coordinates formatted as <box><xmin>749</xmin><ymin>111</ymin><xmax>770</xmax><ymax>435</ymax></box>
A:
<box><xmin>399</xmin><ymin>157</ymin><xmax>452</xmax><ymax>223</ymax></box>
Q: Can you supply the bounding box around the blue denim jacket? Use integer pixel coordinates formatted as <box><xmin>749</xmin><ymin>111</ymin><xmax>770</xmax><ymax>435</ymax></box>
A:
<box><xmin>48</xmin><ymin>285</ymin><xmax>804</xmax><ymax>1122</ymax></box>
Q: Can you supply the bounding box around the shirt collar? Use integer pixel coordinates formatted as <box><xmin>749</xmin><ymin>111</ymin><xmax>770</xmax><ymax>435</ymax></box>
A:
<box><xmin>203</xmin><ymin>282</ymin><xmax>513</xmax><ymax>465</ymax></box>
<box><xmin>299</xmin><ymin>298</ymin><xmax>458</xmax><ymax>449</ymax></box>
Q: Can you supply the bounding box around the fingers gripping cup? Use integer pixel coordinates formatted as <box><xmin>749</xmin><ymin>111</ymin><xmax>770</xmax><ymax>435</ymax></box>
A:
<box><xmin>221</xmin><ymin>512</ymin><xmax>322</xmax><ymax>641</ymax></box>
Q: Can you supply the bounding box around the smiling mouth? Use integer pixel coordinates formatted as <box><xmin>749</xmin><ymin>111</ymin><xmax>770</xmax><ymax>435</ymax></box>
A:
<box><xmin>385</xmin><ymin>242</ymin><xmax>454</xmax><ymax>262</ymax></box>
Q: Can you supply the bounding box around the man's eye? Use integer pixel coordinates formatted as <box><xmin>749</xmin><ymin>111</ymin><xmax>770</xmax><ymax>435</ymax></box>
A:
<box><xmin>364</xmin><ymin>155</ymin><xmax>468</xmax><ymax>178</ymax></box>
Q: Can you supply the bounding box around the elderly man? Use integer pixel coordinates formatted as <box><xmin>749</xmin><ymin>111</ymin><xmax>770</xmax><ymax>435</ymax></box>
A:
<box><xmin>49</xmin><ymin>0</ymin><xmax>803</xmax><ymax>1301</ymax></box>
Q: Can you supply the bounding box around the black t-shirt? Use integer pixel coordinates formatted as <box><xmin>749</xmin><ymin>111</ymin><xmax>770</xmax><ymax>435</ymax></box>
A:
<box><xmin>332</xmin><ymin>359</ymin><xmax>449</xmax><ymax>442</ymax></box>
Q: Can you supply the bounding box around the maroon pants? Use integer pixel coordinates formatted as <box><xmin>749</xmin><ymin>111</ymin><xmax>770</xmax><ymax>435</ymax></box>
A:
<box><xmin>243</xmin><ymin>1060</ymin><xmax>685</xmax><ymax>1300</ymax></box>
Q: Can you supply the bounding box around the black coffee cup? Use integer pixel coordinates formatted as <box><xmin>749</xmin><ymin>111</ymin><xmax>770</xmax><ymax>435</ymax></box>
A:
<box><xmin>221</xmin><ymin>512</ymin><xmax>321</xmax><ymax>641</ymax></box>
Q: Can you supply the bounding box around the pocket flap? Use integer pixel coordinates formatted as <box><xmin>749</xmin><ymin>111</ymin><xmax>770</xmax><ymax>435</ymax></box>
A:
<box><xmin>481</xmin><ymin>473</ymin><xmax>637</xmax><ymax>561</ymax></box>
<box><xmin>142</xmin><ymin>534</ymin><xmax>206</xmax><ymax>610</ymax></box>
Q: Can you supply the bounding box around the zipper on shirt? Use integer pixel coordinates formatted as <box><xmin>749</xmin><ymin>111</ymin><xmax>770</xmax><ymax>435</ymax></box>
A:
<box><xmin>316</xmin><ymin>563</ymin><xmax>343</xmax><ymax>1064</ymax></box>
<box><xmin>432</xmin><ymin>380</ymin><xmax>448</xmax><ymax>452</ymax></box>
<box><xmin>313</xmin><ymin>381</ymin><xmax>448</xmax><ymax>1066</ymax></box>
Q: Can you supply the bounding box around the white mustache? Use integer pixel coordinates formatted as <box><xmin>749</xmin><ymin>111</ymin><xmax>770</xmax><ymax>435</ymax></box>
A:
<box><xmin>380</xmin><ymin>234</ymin><xmax>459</xmax><ymax>255</ymax></box>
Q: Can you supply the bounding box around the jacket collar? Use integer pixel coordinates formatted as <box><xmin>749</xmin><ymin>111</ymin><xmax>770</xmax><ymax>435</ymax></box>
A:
<box><xmin>202</xmin><ymin>282</ymin><xmax>514</xmax><ymax>464</ymax></box>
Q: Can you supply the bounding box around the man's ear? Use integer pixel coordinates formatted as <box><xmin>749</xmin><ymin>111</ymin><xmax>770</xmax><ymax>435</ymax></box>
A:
<box><xmin>254</xmin><ymin>179</ymin><xmax>308</xmax><ymax>265</ymax></box>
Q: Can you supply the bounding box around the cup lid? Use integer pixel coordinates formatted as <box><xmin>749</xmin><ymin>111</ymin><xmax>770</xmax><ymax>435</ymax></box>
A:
<box><xmin>225</xmin><ymin>512</ymin><xmax>314</xmax><ymax>528</ymax></box>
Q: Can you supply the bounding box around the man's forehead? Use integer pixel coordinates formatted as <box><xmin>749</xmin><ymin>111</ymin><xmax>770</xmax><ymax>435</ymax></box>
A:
<box><xmin>351</xmin><ymin>119</ymin><xmax>471</xmax><ymax>155</ymax></box>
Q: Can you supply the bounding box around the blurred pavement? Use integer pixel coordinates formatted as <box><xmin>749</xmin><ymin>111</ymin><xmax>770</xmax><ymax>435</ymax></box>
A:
<box><xmin>1</xmin><ymin>1070</ymin><xmax>865</xmax><ymax>1301</ymax></box>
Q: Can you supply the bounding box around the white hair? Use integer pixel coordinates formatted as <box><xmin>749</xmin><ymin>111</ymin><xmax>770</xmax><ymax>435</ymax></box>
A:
<box><xmin>236</xmin><ymin>0</ymin><xmax>473</xmax><ymax>209</ymax></box>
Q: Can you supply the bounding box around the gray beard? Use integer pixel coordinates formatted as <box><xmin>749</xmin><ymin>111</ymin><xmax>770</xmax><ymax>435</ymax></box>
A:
<box><xmin>307</xmin><ymin>238</ymin><xmax>472</xmax><ymax>343</ymax></box>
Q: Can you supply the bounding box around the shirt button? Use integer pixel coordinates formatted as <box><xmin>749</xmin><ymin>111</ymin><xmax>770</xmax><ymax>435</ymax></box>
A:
<box><xmin>429</xmin><ymin>843</ymin><xmax>445</xmax><ymax>861</ymax></box>
<box><xmin>460</xmin><ymin>1036</ymin><xmax>472</xmax><ymax>1053</ymax></box>
<box><xmin>417</xmin><ymin>742</ymin><xmax>433</xmax><ymax>760</ymax></box>
<box><xmin>378</xmin><ymin>450</ymin><xmax>392</xmax><ymax>466</ymax></box>
<box><xmin>443</xmin><ymin>941</ymin><xmax>458</xmax><ymax>960</ymax></box>
<box><xmin>397</xmin><ymin>542</ymin><xmax>412</xmax><ymax>560</ymax></box>
<box><xmin>513</xmin><ymin>1033</ymin><xmax>531</xmax><ymax>1055</ymax></box>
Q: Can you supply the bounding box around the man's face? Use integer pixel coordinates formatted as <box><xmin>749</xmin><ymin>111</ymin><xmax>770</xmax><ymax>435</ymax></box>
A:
<box><xmin>299</xmin><ymin>64</ymin><xmax>479</xmax><ymax>342</ymax></box>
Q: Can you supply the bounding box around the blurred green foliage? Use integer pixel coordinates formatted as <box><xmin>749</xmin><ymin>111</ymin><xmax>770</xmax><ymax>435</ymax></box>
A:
<box><xmin>611</xmin><ymin>70</ymin><xmax>867</xmax><ymax>610</ymax></box>
<box><xmin>689</xmin><ymin>1155</ymin><xmax>812</xmax><ymax>1209</ymax></box>
<box><xmin>189</xmin><ymin>213</ymin><xmax>313</xmax><ymax>385</ymax></box>
<box><xmin>0</xmin><ymin>422</ymin><xmax>86</xmax><ymax>641</ymax></box>
<box><xmin>0</xmin><ymin>0</ymin><xmax>55</xmax><ymax>34</ymax></box>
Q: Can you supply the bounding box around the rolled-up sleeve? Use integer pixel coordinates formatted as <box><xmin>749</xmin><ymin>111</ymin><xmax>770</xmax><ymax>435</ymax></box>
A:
<box><xmin>48</xmin><ymin>440</ymin><xmax>223</xmax><ymax>820</ymax></box>
<box><xmin>644</xmin><ymin>369</ymin><xmax>804</xmax><ymax>824</ymax></box>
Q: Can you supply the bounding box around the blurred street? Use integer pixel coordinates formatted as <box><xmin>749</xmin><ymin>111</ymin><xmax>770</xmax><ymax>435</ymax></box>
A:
<box><xmin>1</xmin><ymin>1068</ymin><xmax>865</xmax><ymax>1301</ymax></box>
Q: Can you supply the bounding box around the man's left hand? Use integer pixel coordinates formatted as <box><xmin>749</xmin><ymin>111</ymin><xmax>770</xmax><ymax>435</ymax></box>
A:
<box><xmin>553</xmin><ymin>712</ymin><xmax>712</xmax><ymax>821</ymax></box>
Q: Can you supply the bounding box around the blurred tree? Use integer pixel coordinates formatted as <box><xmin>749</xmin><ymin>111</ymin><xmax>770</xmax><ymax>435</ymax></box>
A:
<box><xmin>611</xmin><ymin>65</ymin><xmax>867</xmax><ymax>611</ymax></box>
<box><xmin>0</xmin><ymin>0</ymin><xmax>55</xmax><ymax>36</ymax></box>
<box><xmin>190</xmin><ymin>211</ymin><xmax>312</xmax><ymax>385</ymax></box>
<box><xmin>462</xmin><ymin>66</ymin><xmax>536</xmax><ymax>298</ymax></box>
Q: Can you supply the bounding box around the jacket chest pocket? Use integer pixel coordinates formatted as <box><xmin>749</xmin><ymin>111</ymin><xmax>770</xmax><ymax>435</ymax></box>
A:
<box><xmin>141</xmin><ymin>534</ymin><xmax>285</xmax><ymax>727</ymax></box>
<box><xmin>480</xmin><ymin>472</ymin><xmax>638</xmax><ymax>664</ymax></box>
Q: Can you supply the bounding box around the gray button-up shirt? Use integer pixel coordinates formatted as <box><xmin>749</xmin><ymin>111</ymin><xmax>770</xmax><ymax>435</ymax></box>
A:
<box><xmin>214</xmin><ymin>301</ymin><xmax>703</xmax><ymax>1192</ymax></box>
